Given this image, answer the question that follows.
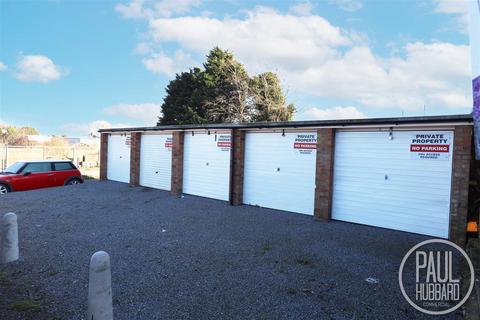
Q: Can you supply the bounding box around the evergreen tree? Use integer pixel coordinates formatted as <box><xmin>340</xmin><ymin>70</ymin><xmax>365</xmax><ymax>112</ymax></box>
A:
<box><xmin>158</xmin><ymin>47</ymin><xmax>294</xmax><ymax>125</ymax></box>
<box><xmin>251</xmin><ymin>72</ymin><xmax>295</xmax><ymax>122</ymax></box>
<box><xmin>159</xmin><ymin>68</ymin><xmax>208</xmax><ymax>125</ymax></box>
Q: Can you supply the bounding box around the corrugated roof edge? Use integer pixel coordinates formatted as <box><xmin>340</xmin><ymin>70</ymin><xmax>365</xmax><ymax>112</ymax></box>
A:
<box><xmin>98</xmin><ymin>114</ymin><xmax>473</xmax><ymax>133</ymax></box>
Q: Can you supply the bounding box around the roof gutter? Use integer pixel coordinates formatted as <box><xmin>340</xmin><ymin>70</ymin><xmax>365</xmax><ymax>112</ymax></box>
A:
<box><xmin>98</xmin><ymin>114</ymin><xmax>473</xmax><ymax>133</ymax></box>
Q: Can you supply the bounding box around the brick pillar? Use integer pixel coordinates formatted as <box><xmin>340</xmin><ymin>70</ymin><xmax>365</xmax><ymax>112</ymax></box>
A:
<box><xmin>314</xmin><ymin>128</ymin><xmax>335</xmax><ymax>220</ymax></box>
<box><xmin>449</xmin><ymin>126</ymin><xmax>472</xmax><ymax>246</ymax></box>
<box><xmin>129</xmin><ymin>132</ymin><xmax>141</xmax><ymax>187</ymax></box>
<box><xmin>99</xmin><ymin>133</ymin><xmax>108</xmax><ymax>180</ymax></box>
<box><xmin>230</xmin><ymin>129</ymin><xmax>245</xmax><ymax>205</ymax></box>
<box><xmin>171</xmin><ymin>131</ymin><xmax>184</xmax><ymax>196</ymax></box>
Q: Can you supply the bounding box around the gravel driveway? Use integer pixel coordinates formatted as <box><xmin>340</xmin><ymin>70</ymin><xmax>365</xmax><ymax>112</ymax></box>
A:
<box><xmin>0</xmin><ymin>181</ymin><xmax>460</xmax><ymax>319</ymax></box>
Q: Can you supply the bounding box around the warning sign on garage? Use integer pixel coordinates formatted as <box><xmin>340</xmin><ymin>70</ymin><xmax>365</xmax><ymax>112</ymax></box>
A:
<box><xmin>165</xmin><ymin>137</ymin><xmax>172</xmax><ymax>150</ymax></box>
<box><xmin>217</xmin><ymin>135</ymin><xmax>231</xmax><ymax>151</ymax></box>
<box><xmin>294</xmin><ymin>134</ymin><xmax>317</xmax><ymax>154</ymax></box>
<box><xmin>125</xmin><ymin>135</ymin><xmax>131</xmax><ymax>147</ymax></box>
<box><xmin>410</xmin><ymin>132</ymin><xmax>452</xmax><ymax>160</ymax></box>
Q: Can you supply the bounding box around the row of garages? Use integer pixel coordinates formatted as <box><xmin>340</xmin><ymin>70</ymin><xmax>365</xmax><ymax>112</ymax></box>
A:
<box><xmin>100</xmin><ymin>115</ymin><xmax>473</xmax><ymax>242</ymax></box>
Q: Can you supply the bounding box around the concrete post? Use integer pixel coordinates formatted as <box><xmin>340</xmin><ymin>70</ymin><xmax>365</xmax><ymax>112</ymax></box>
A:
<box><xmin>1</xmin><ymin>213</ymin><xmax>19</xmax><ymax>264</ymax></box>
<box><xmin>88</xmin><ymin>251</ymin><xmax>113</xmax><ymax>320</ymax></box>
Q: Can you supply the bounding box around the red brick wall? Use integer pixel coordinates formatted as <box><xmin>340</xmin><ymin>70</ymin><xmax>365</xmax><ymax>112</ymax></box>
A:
<box><xmin>171</xmin><ymin>131</ymin><xmax>184</xmax><ymax>196</ymax></box>
<box><xmin>314</xmin><ymin>128</ymin><xmax>335</xmax><ymax>220</ymax></box>
<box><xmin>449</xmin><ymin>125</ymin><xmax>473</xmax><ymax>246</ymax></box>
<box><xmin>99</xmin><ymin>133</ymin><xmax>108</xmax><ymax>180</ymax></box>
<box><xmin>130</xmin><ymin>132</ymin><xmax>141</xmax><ymax>186</ymax></box>
<box><xmin>230</xmin><ymin>129</ymin><xmax>245</xmax><ymax>205</ymax></box>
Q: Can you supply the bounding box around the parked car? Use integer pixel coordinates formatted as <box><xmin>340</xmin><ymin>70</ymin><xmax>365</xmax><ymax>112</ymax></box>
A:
<box><xmin>0</xmin><ymin>160</ymin><xmax>83</xmax><ymax>194</ymax></box>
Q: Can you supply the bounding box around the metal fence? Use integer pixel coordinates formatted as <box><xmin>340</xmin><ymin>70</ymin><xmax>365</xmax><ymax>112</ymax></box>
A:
<box><xmin>0</xmin><ymin>145</ymin><xmax>100</xmax><ymax>170</ymax></box>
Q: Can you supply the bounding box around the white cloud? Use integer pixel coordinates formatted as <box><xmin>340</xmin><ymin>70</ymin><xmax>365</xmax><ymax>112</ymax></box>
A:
<box><xmin>134</xmin><ymin>42</ymin><xmax>153</xmax><ymax>54</ymax></box>
<box><xmin>15</xmin><ymin>55</ymin><xmax>67</xmax><ymax>83</ymax></box>
<box><xmin>147</xmin><ymin>7</ymin><xmax>350</xmax><ymax>74</ymax></box>
<box><xmin>60</xmin><ymin>120</ymin><xmax>133</xmax><ymax>137</ymax></box>
<box><xmin>142</xmin><ymin>50</ymin><xmax>194</xmax><ymax>76</ymax></box>
<box><xmin>152</xmin><ymin>0</ymin><xmax>202</xmax><ymax>17</ymax></box>
<box><xmin>286</xmin><ymin>42</ymin><xmax>471</xmax><ymax>110</ymax></box>
<box><xmin>116</xmin><ymin>0</ymin><xmax>147</xmax><ymax>19</ymax></box>
<box><xmin>0</xmin><ymin>61</ymin><xmax>7</xmax><ymax>72</ymax></box>
<box><xmin>432</xmin><ymin>0</ymin><xmax>469</xmax><ymax>33</ymax></box>
<box><xmin>433</xmin><ymin>0</ymin><xmax>468</xmax><ymax>15</ymax></box>
<box><xmin>299</xmin><ymin>106</ymin><xmax>365</xmax><ymax>120</ymax></box>
<box><xmin>289</xmin><ymin>2</ymin><xmax>315</xmax><ymax>16</ymax></box>
<box><xmin>61</xmin><ymin>103</ymin><xmax>161</xmax><ymax>136</ymax></box>
<box><xmin>116</xmin><ymin>0</ymin><xmax>202</xmax><ymax>19</ymax></box>
<box><xmin>330</xmin><ymin>0</ymin><xmax>363</xmax><ymax>12</ymax></box>
<box><xmin>124</xmin><ymin>6</ymin><xmax>471</xmax><ymax>112</ymax></box>
<box><xmin>103</xmin><ymin>103</ymin><xmax>161</xmax><ymax>125</ymax></box>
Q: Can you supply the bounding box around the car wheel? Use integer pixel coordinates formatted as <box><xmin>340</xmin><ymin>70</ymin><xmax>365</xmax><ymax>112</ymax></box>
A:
<box><xmin>66</xmin><ymin>178</ymin><xmax>82</xmax><ymax>186</ymax></box>
<box><xmin>0</xmin><ymin>184</ymin><xmax>9</xmax><ymax>195</ymax></box>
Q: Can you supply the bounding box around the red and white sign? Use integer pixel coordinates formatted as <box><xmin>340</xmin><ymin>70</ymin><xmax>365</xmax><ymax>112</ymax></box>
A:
<box><xmin>294</xmin><ymin>142</ymin><xmax>316</xmax><ymax>149</ymax></box>
<box><xmin>410</xmin><ymin>144</ymin><xmax>449</xmax><ymax>153</ymax></box>
<box><xmin>294</xmin><ymin>134</ymin><xmax>317</xmax><ymax>154</ymax></box>
<box><xmin>410</xmin><ymin>132</ymin><xmax>451</xmax><ymax>160</ymax></box>
<box><xmin>217</xmin><ymin>141</ymin><xmax>231</xmax><ymax>147</ymax></box>
<box><xmin>217</xmin><ymin>134</ymin><xmax>231</xmax><ymax>151</ymax></box>
<box><xmin>165</xmin><ymin>137</ymin><xmax>173</xmax><ymax>150</ymax></box>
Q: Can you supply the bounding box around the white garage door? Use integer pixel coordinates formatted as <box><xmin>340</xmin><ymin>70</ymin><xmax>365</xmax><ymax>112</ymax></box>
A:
<box><xmin>107</xmin><ymin>134</ymin><xmax>131</xmax><ymax>183</ymax></box>
<box><xmin>332</xmin><ymin>130</ymin><xmax>454</xmax><ymax>238</ymax></box>
<box><xmin>183</xmin><ymin>132</ymin><xmax>231</xmax><ymax>201</ymax></box>
<box><xmin>140</xmin><ymin>134</ymin><xmax>172</xmax><ymax>191</ymax></box>
<box><xmin>243</xmin><ymin>132</ymin><xmax>317</xmax><ymax>215</ymax></box>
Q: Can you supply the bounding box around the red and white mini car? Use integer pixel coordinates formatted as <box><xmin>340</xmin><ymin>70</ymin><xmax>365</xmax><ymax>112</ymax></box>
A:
<box><xmin>0</xmin><ymin>160</ymin><xmax>83</xmax><ymax>194</ymax></box>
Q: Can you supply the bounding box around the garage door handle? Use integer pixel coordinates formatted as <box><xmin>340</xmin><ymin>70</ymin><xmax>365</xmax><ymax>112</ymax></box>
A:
<box><xmin>206</xmin><ymin>162</ymin><xmax>209</xmax><ymax>166</ymax></box>
<box><xmin>155</xmin><ymin>171</ymin><xmax>158</xmax><ymax>174</ymax></box>
<box><xmin>277</xmin><ymin>168</ymin><xmax>280</xmax><ymax>172</ymax></box>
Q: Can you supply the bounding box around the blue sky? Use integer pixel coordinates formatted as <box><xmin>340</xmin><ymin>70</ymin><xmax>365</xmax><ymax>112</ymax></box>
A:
<box><xmin>0</xmin><ymin>0</ymin><xmax>474</xmax><ymax>136</ymax></box>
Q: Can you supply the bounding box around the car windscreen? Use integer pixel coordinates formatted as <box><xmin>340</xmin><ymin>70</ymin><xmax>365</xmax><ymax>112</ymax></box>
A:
<box><xmin>3</xmin><ymin>162</ymin><xmax>25</xmax><ymax>174</ymax></box>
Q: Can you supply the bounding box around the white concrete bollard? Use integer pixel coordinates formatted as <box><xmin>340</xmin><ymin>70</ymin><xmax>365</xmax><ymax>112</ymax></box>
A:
<box><xmin>87</xmin><ymin>251</ymin><xmax>113</xmax><ymax>320</ymax></box>
<box><xmin>1</xmin><ymin>212</ymin><xmax>19</xmax><ymax>264</ymax></box>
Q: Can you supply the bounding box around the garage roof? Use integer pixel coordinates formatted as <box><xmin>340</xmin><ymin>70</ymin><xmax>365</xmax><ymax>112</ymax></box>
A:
<box><xmin>98</xmin><ymin>113</ymin><xmax>473</xmax><ymax>133</ymax></box>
